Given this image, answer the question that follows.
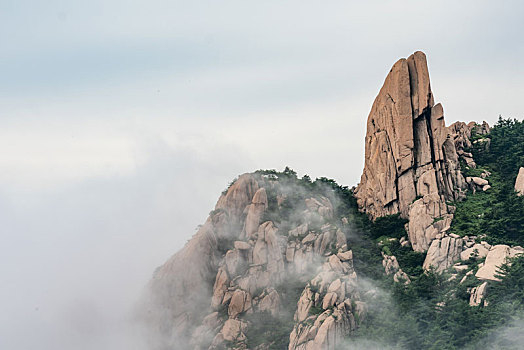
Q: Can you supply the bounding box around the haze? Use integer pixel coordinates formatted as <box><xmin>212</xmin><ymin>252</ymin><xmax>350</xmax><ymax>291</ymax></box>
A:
<box><xmin>1</xmin><ymin>1</ymin><xmax>524</xmax><ymax>348</ymax></box>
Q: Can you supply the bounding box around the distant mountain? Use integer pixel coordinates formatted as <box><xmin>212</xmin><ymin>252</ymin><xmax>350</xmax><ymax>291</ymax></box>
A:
<box><xmin>142</xmin><ymin>52</ymin><xmax>524</xmax><ymax>350</ymax></box>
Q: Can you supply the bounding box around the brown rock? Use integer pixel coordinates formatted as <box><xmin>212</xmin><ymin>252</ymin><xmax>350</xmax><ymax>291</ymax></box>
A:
<box><xmin>469</xmin><ymin>282</ymin><xmax>489</xmax><ymax>306</ymax></box>
<box><xmin>258</xmin><ymin>289</ymin><xmax>280</xmax><ymax>315</ymax></box>
<box><xmin>407</xmin><ymin>193</ymin><xmax>452</xmax><ymax>252</ymax></box>
<box><xmin>460</xmin><ymin>244</ymin><xmax>489</xmax><ymax>261</ymax></box>
<box><xmin>476</xmin><ymin>245</ymin><xmax>524</xmax><ymax>281</ymax></box>
<box><xmin>211</xmin><ymin>267</ymin><xmax>229</xmax><ymax>308</ymax></box>
<box><xmin>423</xmin><ymin>235</ymin><xmax>463</xmax><ymax>272</ymax></box>
<box><xmin>355</xmin><ymin>52</ymin><xmax>468</xmax><ymax>253</ymax></box>
<box><xmin>220</xmin><ymin>318</ymin><xmax>248</xmax><ymax>342</ymax></box>
<box><xmin>243</xmin><ymin>188</ymin><xmax>268</xmax><ymax>238</ymax></box>
<box><xmin>228</xmin><ymin>289</ymin><xmax>252</xmax><ymax>318</ymax></box>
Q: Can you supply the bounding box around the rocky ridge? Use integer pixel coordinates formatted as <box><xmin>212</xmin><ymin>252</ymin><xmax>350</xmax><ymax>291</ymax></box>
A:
<box><xmin>147</xmin><ymin>172</ymin><xmax>363</xmax><ymax>350</ymax></box>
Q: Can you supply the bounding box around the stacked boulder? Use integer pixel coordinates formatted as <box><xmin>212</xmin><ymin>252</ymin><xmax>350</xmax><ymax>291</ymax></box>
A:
<box><xmin>288</xmin><ymin>252</ymin><xmax>363</xmax><ymax>350</ymax></box>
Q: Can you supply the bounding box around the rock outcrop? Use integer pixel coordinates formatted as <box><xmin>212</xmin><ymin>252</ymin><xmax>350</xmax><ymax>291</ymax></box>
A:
<box><xmin>146</xmin><ymin>172</ymin><xmax>364</xmax><ymax>350</ymax></box>
<box><xmin>288</xmin><ymin>253</ymin><xmax>362</xmax><ymax>350</ymax></box>
<box><xmin>460</xmin><ymin>243</ymin><xmax>489</xmax><ymax>261</ymax></box>
<box><xmin>476</xmin><ymin>245</ymin><xmax>524</xmax><ymax>281</ymax></box>
<box><xmin>516</xmin><ymin>167</ymin><xmax>524</xmax><ymax>196</ymax></box>
<box><xmin>423</xmin><ymin>235</ymin><xmax>463</xmax><ymax>272</ymax></box>
<box><xmin>355</xmin><ymin>51</ymin><xmax>472</xmax><ymax>252</ymax></box>
<box><xmin>469</xmin><ymin>282</ymin><xmax>488</xmax><ymax>306</ymax></box>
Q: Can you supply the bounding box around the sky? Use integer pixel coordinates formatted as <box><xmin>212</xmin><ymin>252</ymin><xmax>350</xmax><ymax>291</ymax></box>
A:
<box><xmin>1</xmin><ymin>1</ymin><xmax>524</xmax><ymax>348</ymax></box>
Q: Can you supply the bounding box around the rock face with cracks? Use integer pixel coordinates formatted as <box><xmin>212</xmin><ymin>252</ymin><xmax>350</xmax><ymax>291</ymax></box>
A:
<box><xmin>354</xmin><ymin>51</ymin><xmax>476</xmax><ymax>252</ymax></box>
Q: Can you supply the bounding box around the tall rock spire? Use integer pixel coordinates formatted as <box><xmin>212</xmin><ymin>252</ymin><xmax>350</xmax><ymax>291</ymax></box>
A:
<box><xmin>355</xmin><ymin>51</ymin><xmax>467</xmax><ymax>251</ymax></box>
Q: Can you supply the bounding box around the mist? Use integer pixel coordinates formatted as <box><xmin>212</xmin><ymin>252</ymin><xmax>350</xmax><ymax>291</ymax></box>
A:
<box><xmin>0</xmin><ymin>141</ymin><xmax>249</xmax><ymax>349</ymax></box>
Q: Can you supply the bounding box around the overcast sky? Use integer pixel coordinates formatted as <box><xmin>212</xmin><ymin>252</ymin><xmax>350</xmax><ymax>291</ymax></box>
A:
<box><xmin>1</xmin><ymin>1</ymin><xmax>524</xmax><ymax>349</ymax></box>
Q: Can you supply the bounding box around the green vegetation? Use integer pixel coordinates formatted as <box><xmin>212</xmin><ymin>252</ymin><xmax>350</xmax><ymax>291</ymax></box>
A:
<box><xmin>245</xmin><ymin>311</ymin><xmax>294</xmax><ymax>349</ymax></box>
<box><xmin>450</xmin><ymin>118</ymin><xmax>524</xmax><ymax>246</ymax></box>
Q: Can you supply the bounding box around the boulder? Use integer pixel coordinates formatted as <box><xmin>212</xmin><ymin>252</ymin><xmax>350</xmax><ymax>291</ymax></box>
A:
<box><xmin>382</xmin><ymin>253</ymin><xmax>400</xmax><ymax>275</ymax></box>
<box><xmin>469</xmin><ymin>282</ymin><xmax>488</xmax><ymax>306</ymax></box>
<box><xmin>234</xmin><ymin>241</ymin><xmax>251</xmax><ymax>250</ymax></box>
<box><xmin>460</xmin><ymin>244</ymin><xmax>489</xmax><ymax>261</ymax></box>
<box><xmin>258</xmin><ymin>289</ymin><xmax>280</xmax><ymax>316</ymax></box>
<box><xmin>423</xmin><ymin>235</ymin><xmax>463</xmax><ymax>272</ymax></box>
<box><xmin>228</xmin><ymin>289</ymin><xmax>252</xmax><ymax>318</ymax></box>
<box><xmin>220</xmin><ymin>318</ymin><xmax>248</xmax><ymax>342</ymax></box>
<box><xmin>476</xmin><ymin>245</ymin><xmax>511</xmax><ymax>281</ymax></box>
<box><xmin>471</xmin><ymin>177</ymin><xmax>489</xmax><ymax>187</ymax></box>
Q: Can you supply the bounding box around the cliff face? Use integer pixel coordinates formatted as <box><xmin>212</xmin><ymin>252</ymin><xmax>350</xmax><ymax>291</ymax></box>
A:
<box><xmin>146</xmin><ymin>172</ymin><xmax>363</xmax><ymax>350</ymax></box>
<box><xmin>355</xmin><ymin>51</ymin><xmax>472</xmax><ymax>252</ymax></box>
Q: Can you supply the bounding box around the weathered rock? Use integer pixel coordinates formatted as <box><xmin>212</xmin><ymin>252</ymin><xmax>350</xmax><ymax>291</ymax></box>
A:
<box><xmin>469</xmin><ymin>282</ymin><xmax>488</xmax><ymax>306</ymax></box>
<box><xmin>305</xmin><ymin>197</ymin><xmax>334</xmax><ymax>219</ymax></box>
<box><xmin>355</xmin><ymin>51</ymin><xmax>466</xmax><ymax>223</ymax></box>
<box><xmin>394</xmin><ymin>270</ymin><xmax>411</xmax><ymax>284</ymax></box>
<box><xmin>382</xmin><ymin>253</ymin><xmax>400</xmax><ymax>275</ymax></box>
<box><xmin>471</xmin><ymin>177</ymin><xmax>489</xmax><ymax>187</ymax></box>
<box><xmin>423</xmin><ymin>235</ymin><xmax>463</xmax><ymax>272</ymax></box>
<box><xmin>190</xmin><ymin>312</ymin><xmax>223</xmax><ymax>349</ymax></box>
<box><xmin>460</xmin><ymin>244</ymin><xmax>489</xmax><ymax>261</ymax></box>
<box><xmin>228</xmin><ymin>289</ymin><xmax>252</xmax><ymax>318</ymax></box>
<box><xmin>476</xmin><ymin>245</ymin><xmax>512</xmax><ymax>281</ymax></box>
<box><xmin>219</xmin><ymin>318</ymin><xmax>248</xmax><ymax>342</ymax></box>
<box><xmin>211</xmin><ymin>267</ymin><xmax>229</xmax><ymax>308</ymax></box>
<box><xmin>408</xmin><ymin>193</ymin><xmax>453</xmax><ymax>252</ymax></box>
<box><xmin>515</xmin><ymin>167</ymin><xmax>524</xmax><ymax>196</ymax></box>
<box><xmin>225</xmin><ymin>249</ymin><xmax>247</xmax><ymax>277</ymax></box>
<box><xmin>289</xmin><ymin>244</ymin><xmax>361</xmax><ymax>350</ymax></box>
<box><xmin>399</xmin><ymin>236</ymin><xmax>411</xmax><ymax>248</ymax></box>
<box><xmin>355</xmin><ymin>51</ymin><xmax>470</xmax><ymax>256</ymax></box>
<box><xmin>258</xmin><ymin>289</ymin><xmax>280</xmax><ymax>316</ymax></box>
<box><xmin>473</xmin><ymin>121</ymin><xmax>491</xmax><ymax>135</ymax></box>
<box><xmin>337</xmin><ymin>250</ymin><xmax>353</xmax><ymax>262</ymax></box>
<box><xmin>243</xmin><ymin>188</ymin><xmax>268</xmax><ymax>239</ymax></box>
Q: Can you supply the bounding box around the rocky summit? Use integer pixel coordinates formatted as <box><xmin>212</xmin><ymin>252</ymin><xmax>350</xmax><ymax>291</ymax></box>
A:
<box><xmin>143</xmin><ymin>52</ymin><xmax>524</xmax><ymax>350</ymax></box>
<box><xmin>354</xmin><ymin>51</ymin><xmax>477</xmax><ymax>252</ymax></box>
